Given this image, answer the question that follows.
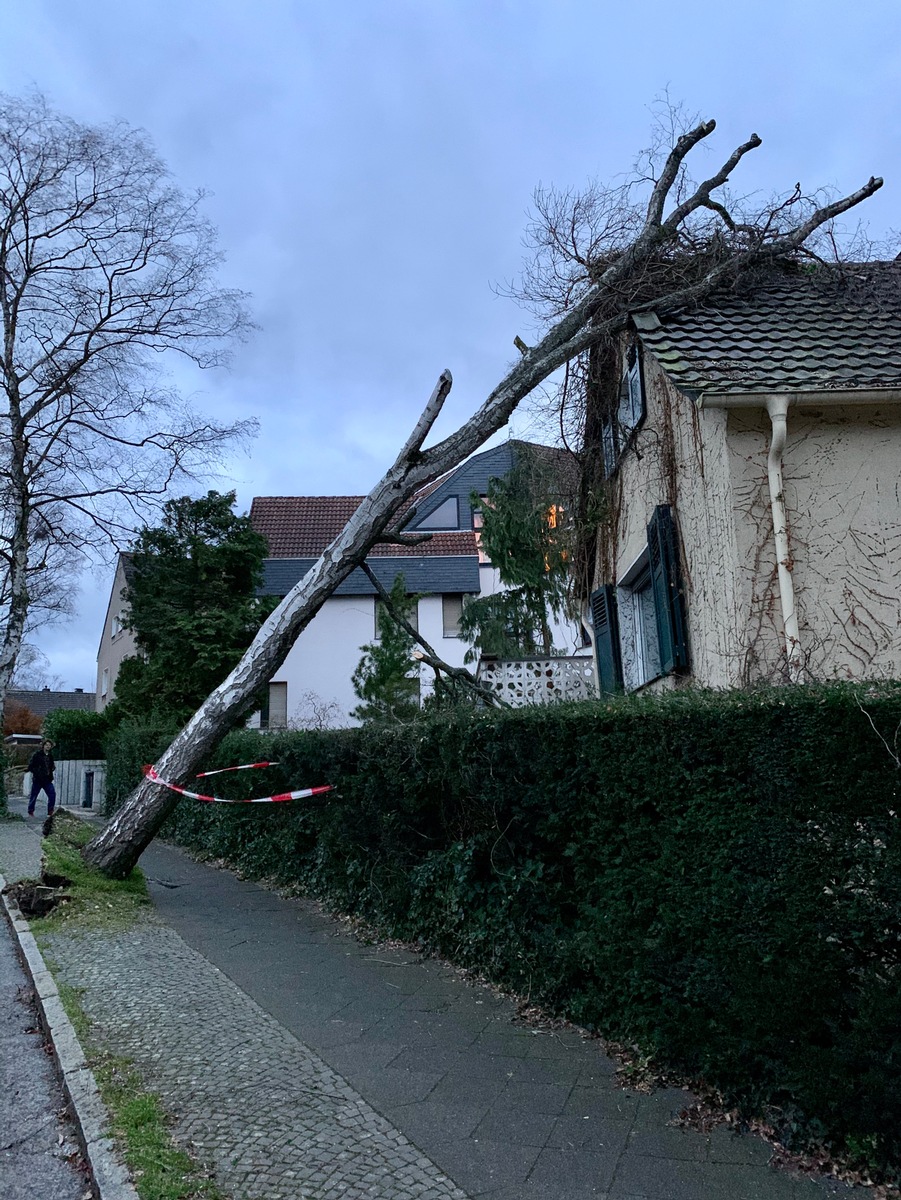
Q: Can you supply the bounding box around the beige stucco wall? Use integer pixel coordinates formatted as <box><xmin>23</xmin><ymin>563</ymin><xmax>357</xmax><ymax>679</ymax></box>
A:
<box><xmin>95</xmin><ymin>557</ymin><xmax>137</xmax><ymax>709</ymax></box>
<box><xmin>727</xmin><ymin>403</ymin><xmax>901</xmax><ymax>683</ymax></box>
<box><xmin>594</xmin><ymin>346</ymin><xmax>901</xmax><ymax>689</ymax></box>
<box><xmin>594</xmin><ymin>352</ymin><xmax>743</xmax><ymax>690</ymax></box>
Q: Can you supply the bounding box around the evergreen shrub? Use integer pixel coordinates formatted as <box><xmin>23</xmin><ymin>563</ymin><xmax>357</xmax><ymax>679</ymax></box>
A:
<box><xmin>108</xmin><ymin>682</ymin><xmax>901</xmax><ymax>1174</ymax></box>
<box><xmin>43</xmin><ymin>709</ymin><xmax>112</xmax><ymax>760</ymax></box>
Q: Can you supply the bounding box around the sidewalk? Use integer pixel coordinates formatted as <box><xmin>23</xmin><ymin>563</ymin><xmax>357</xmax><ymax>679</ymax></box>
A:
<box><xmin>0</xmin><ymin>796</ymin><xmax>867</xmax><ymax>1199</ymax></box>
<box><xmin>0</xmin><ymin>856</ymin><xmax>87</xmax><ymax>1200</ymax></box>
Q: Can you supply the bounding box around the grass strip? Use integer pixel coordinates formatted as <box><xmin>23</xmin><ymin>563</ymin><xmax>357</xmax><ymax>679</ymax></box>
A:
<box><xmin>30</xmin><ymin>814</ymin><xmax>225</xmax><ymax>1200</ymax></box>
<box><xmin>29</xmin><ymin>810</ymin><xmax>150</xmax><ymax>933</ymax></box>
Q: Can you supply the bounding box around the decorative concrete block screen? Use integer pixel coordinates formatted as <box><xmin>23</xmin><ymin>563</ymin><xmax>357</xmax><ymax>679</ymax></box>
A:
<box><xmin>476</xmin><ymin>656</ymin><xmax>597</xmax><ymax>707</ymax></box>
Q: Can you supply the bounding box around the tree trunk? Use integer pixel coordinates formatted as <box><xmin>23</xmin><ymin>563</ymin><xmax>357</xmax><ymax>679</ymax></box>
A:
<box><xmin>0</xmin><ymin>419</ymin><xmax>32</xmax><ymax>716</ymax></box>
<box><xmin>81</xmin><ymin>123</ymin><xmax>882</xmax><ymax>877</ymax></box>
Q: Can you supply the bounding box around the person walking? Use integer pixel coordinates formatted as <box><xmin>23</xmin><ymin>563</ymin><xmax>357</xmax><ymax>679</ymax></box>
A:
<box><xmin>27</xmin><ymin>739</ymin><xmax>56</xmax><ymax>817</ymax></box>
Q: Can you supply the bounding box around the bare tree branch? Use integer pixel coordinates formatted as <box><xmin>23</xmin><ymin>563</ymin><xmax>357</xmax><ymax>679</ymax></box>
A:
<box><xmin>359</xmin><ymin>562</ymin><xmax>510</xmax><ymax>708</ymax></box>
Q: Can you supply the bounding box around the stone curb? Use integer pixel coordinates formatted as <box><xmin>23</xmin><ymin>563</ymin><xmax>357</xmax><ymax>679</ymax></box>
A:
<box><xmin>0</xmin><ymin>871</ymin><xmax>139</xmax><ymax>1200</ymax></box>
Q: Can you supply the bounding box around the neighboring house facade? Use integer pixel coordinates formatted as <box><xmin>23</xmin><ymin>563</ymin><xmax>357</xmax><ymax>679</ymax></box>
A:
<box><xmin>95</xmin><ymin>442</ymin><xmax>590</xmax><ymax>727</ymax></box>
<box><xmin>251</xmin><ymin>441</ymin><xmax>590</xmax><ymax>727</ymax></box>
<box><xmin>588</xmin><ymin>262</ymin><xmax>901</xmax><ymax>693</ymax></box>
<box><xmin>95</xmin><ymin>554</ymin><xmax>135</xmax><ymax>711</ymax></box>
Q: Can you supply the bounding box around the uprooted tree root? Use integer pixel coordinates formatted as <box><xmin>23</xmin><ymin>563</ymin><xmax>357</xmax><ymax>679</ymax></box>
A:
<box><xmin>4</xmin><ymin>870</ymin><xmax>73</xmax><ymax>917</ymax></box>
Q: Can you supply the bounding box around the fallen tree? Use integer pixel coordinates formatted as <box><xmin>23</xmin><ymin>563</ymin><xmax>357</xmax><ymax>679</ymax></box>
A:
<box><xmin>83</xmin><ymin>118</ymin><xmax>882</xmax><ymax>877</ymax></box>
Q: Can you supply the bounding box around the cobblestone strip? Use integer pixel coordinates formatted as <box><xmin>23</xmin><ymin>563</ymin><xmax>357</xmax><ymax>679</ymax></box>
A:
<box><xmin>46</xmin><ymin>920</ymin><xmax>472</xmax><ymax>1200</ymax></box>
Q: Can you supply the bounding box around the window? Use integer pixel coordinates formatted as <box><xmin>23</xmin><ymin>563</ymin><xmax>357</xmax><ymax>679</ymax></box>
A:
<box><xmin>442</xmin><ymin>595</ymin><xmax>463</xmax><ymax>638</ymax></box>
<box><xmin>617</xmin><ymin>553</ymin><xmax>662</xmax><ymax>690</ymax></box>
<box><xmin>269</xmin><ymin>682</ymin><xmax>288</xmax><ymax>729</ymax></box>
<box><xmin>260</xmin><ymin>681</ymin><xmax>288</xmax><ymax>730</ymax></box>
<box><xmin>415</xmin><ymin>496</ymin><xmax>459</xmax><ymax>530</ymax></box>
<box><xmin>111</xmin><ymin>611</ymin><xmax>123</xmax><ymax>638</ymax></box>
<box><xmin>472</xmin><ymin>500</ymin><xmax>490</xmax><ymax>563</ymax></box>
<box><xmin>100</xmin><ymin>667</ymin><xmax>110</xmax><ymax>698</ymax></box>
<box><xmin>590</xmin><ymin>505</ymin><xmax>689</xmax><ymax>694</ymax></box>
<box><xmin>602</xmin><ymin>343</ymin><xmax>646</xmax><ymax>478</ymax></box>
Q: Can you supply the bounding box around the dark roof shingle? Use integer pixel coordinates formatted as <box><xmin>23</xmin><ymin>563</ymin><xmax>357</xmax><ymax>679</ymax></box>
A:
<box><xmin>635</xmin><ymin>262</ymin><xmax>901</xmax><ymax>397</ymax></box>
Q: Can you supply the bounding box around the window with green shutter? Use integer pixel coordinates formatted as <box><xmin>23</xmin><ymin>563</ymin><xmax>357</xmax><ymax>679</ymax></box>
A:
<box><xmin>647</xmin><ymin>505</ymin><xmax>689</xmax><ymax>674</ymax></box>
<box><xmin>590</xmin><ymin>584</ymin><xmax>624</xmax><ymax>693</ymax></box>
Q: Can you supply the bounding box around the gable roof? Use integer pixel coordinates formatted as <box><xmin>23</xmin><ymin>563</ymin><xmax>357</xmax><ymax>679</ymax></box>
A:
<box><xmin>250</xmin><ymin>440</ymin><xmax>575</xmax><ymax>559</ymax></box>
<box><xmin>250</xmin><ymin>495</ymin><xmax>478</xmax><ymax>558</ymax></box>
<box><xmin>7</xmin><ymin>689</ymin><xmax>95</xmax><ymax>719</ymax></box>
<box><xmin>634</xmin><ymin>262</ymin><xmax>901</xmax><ymax>399</ymax></box>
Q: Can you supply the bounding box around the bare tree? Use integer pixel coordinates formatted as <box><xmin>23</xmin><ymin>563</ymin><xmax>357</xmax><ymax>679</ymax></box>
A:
<box><xmin>84</xmin><ymin>117</ymin><xmax>882</xmax><ymax>877</ymax></box>
<box><xmin>0</xmin><ymin>93</ymin><xmax>254</xmax><ymax>713</ymax></box>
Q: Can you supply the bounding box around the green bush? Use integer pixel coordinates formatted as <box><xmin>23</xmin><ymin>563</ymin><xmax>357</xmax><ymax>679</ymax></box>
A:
<box><xmin>103</xmin><ymin>718</ymin><xmax>182</xmax><ymax>815</ymax></box>
<box><xmin>131</xmin><ymin>683</ymin><xmax>901</xmax><ymax>1175</ymax></box>
<box><xmin>43</xmin><ymin>708</ymin><xmax>112</xmax><ymax>760</ymax></box>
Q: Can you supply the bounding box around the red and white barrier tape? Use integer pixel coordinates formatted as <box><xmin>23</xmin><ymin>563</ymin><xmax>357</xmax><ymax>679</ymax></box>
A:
<box><xmin>142</xmin><ymin>763</ymin><xmax>332</xmax><ymax>805</ymax></box>
<box><xmin>195</xmin><ymin>761</ymin><xmax>280</xmax><ymax>777</ymax></box>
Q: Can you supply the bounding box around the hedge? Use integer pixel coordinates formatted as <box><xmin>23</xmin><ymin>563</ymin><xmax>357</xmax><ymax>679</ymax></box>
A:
<box><xmin>107</xmin><ymin>683</ymin><xmax>901</xmax><ymax>1176</ymax></box>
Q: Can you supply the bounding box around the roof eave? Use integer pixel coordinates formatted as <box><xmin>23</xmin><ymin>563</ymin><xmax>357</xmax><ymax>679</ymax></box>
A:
<box><xmin>698</xmin><ymin>387</ymin><xmax>901</xmax><ymax>409</ymax></box>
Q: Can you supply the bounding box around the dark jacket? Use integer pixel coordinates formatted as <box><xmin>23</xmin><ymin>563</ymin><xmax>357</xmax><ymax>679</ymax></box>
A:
<box><xmin>28</xmin><ymin>749</ymin><xmax>55</xmax><ymax>784</ymax></box>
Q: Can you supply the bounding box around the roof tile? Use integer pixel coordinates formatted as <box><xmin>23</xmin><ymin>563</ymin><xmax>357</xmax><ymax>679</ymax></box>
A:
<box><xmin>636</xmin><ymin>263</ymin><xmax>901</xmax><ymax>396</ymax></box>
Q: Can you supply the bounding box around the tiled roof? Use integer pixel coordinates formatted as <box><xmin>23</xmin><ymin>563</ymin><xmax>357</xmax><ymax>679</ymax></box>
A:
<box><xmin>250</xmin><ymin>496</ymin><xmax>477</xmax><ymax>558</ymax></box>
<box><xmin>7</xmin><ymin>689</ymin><xmax>95</xmax><ymax>719</ymax></box>
<box><xmin>634</xmin><ymin>262</ymin><xmax>901</xmax><ymax>397</ymax></box>
<box><xmin>261</xmin><ymin>555</ymin><xmax>481</xmax><ymax>598</ymax></box>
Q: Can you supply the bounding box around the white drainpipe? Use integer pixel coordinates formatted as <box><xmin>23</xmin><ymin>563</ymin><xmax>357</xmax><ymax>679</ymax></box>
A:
<box><xmin>765</xmin><ymin>395</ymin><xmax>803</xmax><ymax>682</ymax></box>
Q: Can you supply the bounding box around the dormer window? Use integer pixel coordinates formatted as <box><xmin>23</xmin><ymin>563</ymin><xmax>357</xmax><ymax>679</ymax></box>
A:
<box><xmin>602</xmin><ymin>343</ymin><xmax>646</xmax><ymax>478</ymax></box>
<box><xmin>413</xmin><ymin>496</ymin><xmax>459</xmax><ymax>530</ymax></box>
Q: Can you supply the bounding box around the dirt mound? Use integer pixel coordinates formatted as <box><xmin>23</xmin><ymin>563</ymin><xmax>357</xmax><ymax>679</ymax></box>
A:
<box><xmin>4</xmin><ymin>870</ymin><xmax>73</xmax><ymax>917</ymax></box>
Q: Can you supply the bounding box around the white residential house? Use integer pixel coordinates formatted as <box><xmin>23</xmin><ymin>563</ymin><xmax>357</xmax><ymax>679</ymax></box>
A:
<box><xmin>95</xmin><ymin>441</ymin><xmax>593</xmax><ymax>727</ymax></box>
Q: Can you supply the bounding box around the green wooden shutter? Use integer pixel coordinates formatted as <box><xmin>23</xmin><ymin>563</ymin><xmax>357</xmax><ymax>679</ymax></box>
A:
<box><xmin>647</xmin><ymin>505</ymin><xmax>689</xmax><ymax>674</ymax></box>
<box><xmin>590</xmin><ymin>585</ymin><xmax>623</xmax><ymax>693</ymax></box>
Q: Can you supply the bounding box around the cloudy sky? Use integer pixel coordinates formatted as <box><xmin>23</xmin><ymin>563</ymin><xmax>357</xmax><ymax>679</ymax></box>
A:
<box><xmin>1</xmin><ymin>0</ymin><xmax>899</xmax><ymax>690</ymax></box>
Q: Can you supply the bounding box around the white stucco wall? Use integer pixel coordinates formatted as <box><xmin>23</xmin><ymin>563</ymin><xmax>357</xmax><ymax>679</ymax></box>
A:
<box><xmin>263</xmin><ymin>593</ymin><xmax>474</xmax><ymax>727</ymax></box>
<box><xmin>595</xmin><ymin>353</ymin><xmax>742</xmax><ymax>690</ymax></box>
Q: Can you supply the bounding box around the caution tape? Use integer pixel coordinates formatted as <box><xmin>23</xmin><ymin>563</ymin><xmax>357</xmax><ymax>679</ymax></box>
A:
<box><xmin>195</xmin><ymin>761</ymin><xmax>280</xmax><ymax>778</ymax></box>
<box><xmin>142</xmin><ymin>763</ymin><xmax>333</xmax><ymax>805</ymax></box>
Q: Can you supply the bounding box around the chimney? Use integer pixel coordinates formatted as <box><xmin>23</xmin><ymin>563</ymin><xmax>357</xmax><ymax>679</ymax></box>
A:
<box><xmin>75</xmin><ymin>688</ymin><xmax>83</xmax><ymax>693</ymax></box>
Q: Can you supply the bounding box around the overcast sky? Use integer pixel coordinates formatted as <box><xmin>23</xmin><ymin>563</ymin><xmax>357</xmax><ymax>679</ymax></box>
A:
<box><xmin>1</xmin><ymin>0</ymin><xmax>899</xmax><ymax>690</ymax></box>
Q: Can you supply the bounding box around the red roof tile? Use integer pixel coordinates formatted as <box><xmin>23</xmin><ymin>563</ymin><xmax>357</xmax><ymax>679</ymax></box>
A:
<box><xmin>250</xmin><ymin>496</ymin><xmax>477</xmax><ymax>558</ymax></box>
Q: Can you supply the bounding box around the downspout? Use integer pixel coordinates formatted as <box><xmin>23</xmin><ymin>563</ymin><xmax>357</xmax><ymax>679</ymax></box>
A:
<box><xmin>765</xmin><ymin>395</ymin><xmax>803</xmax><ymax>682</ymax></box>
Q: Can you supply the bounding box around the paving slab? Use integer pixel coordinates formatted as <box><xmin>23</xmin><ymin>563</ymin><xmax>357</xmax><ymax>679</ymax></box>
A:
<box><xmin>137</xmin><ymin>839</ymin><xmax>868</xmax><ymax>1199</ymax></box>
<box><xmin>0</xmin><ymin>801</ymin><xmax>874</xmax><ymax>1198</ymax></box>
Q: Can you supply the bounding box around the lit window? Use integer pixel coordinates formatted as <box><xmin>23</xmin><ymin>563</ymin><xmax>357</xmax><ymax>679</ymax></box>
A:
<box><xmin>472</xmin><ymin>500</ymin><xmax>491</xmax><ymax>564</ymax></box>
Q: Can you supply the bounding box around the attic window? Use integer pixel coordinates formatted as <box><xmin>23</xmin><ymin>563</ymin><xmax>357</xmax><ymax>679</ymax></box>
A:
<box><xmin>414</xmin><ymin>496</ymin><xmax>459</xmax><ymax>530</ymax></box>
<box><xmin>602</xmin><ymin>343</ymin><xmax>646</xmax><ymax>478</ymax></box>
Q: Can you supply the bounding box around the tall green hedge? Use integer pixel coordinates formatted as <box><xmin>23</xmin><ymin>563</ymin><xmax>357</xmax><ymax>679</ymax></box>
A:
<box><xmin>109</xmin><ymin>683</ymin><xmax>901</xmax><ymax>1175</ymax></box>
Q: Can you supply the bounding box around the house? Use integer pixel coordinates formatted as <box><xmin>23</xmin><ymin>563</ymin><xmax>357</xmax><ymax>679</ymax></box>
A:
<box><xmin>7</xmin><ymin>687</ymin><xmax>95</xmax><ymax>722</ymax></box>
<box><xmin>95</xmin><ymin>554</ymin><xmax>134</xmax><ymax>711</ymax></box>
<box><xmin>587</xmin><ymin>261</ymin><xmax>901</xmax><ymax>693</ymax></box>
<box><xmin>251</xmin><ymin>441</ymin><xmax>590</xmax><ymax>726</ymax></box>
<box><xmin>95</xmin><ymin>441</ymin><xmax>591</xmax><ymax>727</ymax></box>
